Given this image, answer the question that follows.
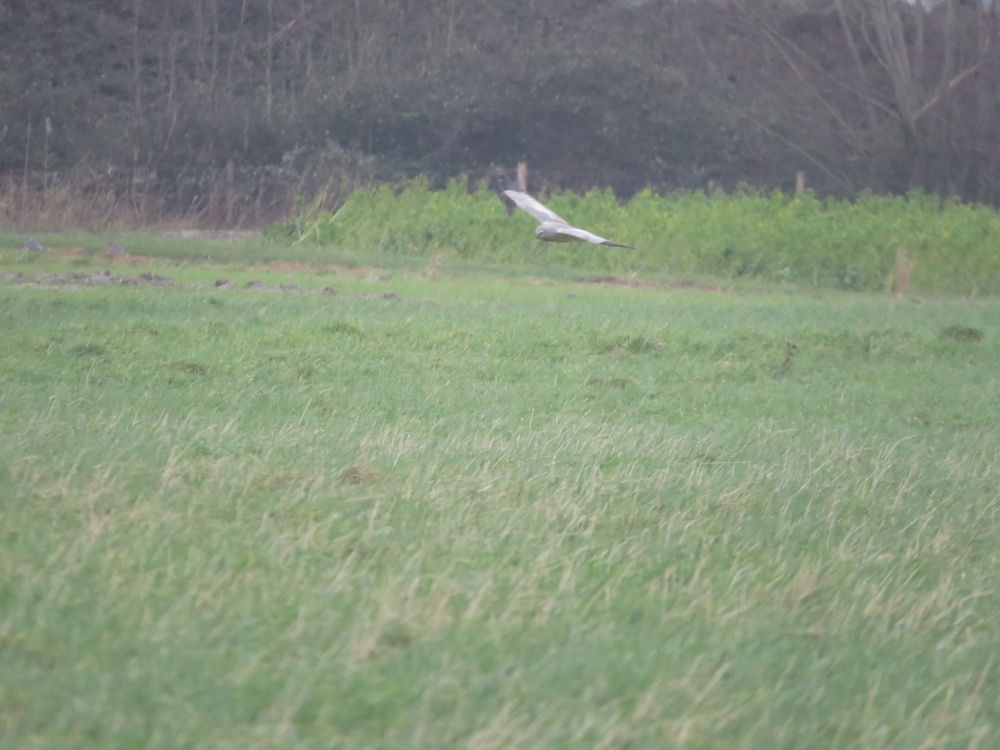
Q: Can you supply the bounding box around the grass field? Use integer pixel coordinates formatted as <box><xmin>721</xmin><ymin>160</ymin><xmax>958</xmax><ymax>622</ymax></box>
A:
<box><xmin>1</xmin><ymin>238</ymin><xmax>999</xmax><ymax>749</ymax></box>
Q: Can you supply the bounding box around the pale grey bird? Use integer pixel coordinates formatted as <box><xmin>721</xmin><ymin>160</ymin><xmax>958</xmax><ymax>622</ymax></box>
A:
<box><xmin>502</xmin><ymin>188</ymin><xmax>636</xmax><ymax>250</ymax></box>
<box><xmin>24</xmin><ymin>237</ymin><xmax>45</xmax><ymax>252</ymax></box>
<box><xmin>107</xmin><ymin>240</ymin><xmax>127</xmax><ymax>256</ymax></box>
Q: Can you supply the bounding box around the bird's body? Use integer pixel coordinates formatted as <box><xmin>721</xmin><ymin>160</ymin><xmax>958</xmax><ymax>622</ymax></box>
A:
<box><xmin>503</xmin><ymin>188</ymin><xmax>636</xmax><ymax>250</ymax></box>
<box><xmin>24</xmin><ymin>237</ymin><xmax>45</xmax><ymax>252</ymax></box>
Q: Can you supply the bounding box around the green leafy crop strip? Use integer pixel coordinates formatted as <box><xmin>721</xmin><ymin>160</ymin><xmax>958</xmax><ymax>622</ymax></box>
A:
<box><xmin>269</xmin><ymin>178</ymin><xmax>1000</xmax><ymax>296</ymax></box>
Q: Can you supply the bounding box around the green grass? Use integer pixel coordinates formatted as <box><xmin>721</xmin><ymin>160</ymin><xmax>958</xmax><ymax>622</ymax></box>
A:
<box><xmin>1</xmin><ymin>248</ymin><xmax>999</xmax><ymax>749</ymax></box>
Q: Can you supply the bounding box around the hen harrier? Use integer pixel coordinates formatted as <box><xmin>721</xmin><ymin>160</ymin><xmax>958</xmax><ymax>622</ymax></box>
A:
<box><xmin>503</xmin><ymin>188</ymin><xmax>636</xmax><ymax>250</ymax></box>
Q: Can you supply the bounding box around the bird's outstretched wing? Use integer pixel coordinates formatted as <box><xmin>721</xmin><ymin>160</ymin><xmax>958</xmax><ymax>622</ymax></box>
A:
<box><xmin>502</xmin><ymin>189</ymin><xmax>569</xmax><ymax>225</ymax></box>
<box><xmin>502</xmin><ymin>186</ymin><xmax>637</xmax><ymax>249</ymax></box>
<box><xmin>553</xmin><ymin>225</ymin><xmax>636</xmax><ymax>249</ymax></box>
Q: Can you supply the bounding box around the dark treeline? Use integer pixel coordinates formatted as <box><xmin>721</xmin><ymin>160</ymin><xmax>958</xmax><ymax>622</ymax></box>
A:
<box><xmin>1</xmin><ymin>0</ymin><xmax>998</xmax><ymax>225</ymax></box>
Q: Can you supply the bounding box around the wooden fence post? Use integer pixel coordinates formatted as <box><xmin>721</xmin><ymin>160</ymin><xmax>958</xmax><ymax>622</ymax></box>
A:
<box><xmin>795</xmin><ymin>170</ymin><xmax>806</xmax><ymax>194</ymax></box>
<box><xmin>225</xmin><ymin>159</ymin><xmax>235</xmax><ymax>225</ymax></box>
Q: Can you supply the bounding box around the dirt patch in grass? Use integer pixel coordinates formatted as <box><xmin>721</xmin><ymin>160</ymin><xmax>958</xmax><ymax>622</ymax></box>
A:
<box><xmin>1</xmin><ymin>269</ymin><xmax>381</xmax><ymax>301</ymax></box>
<box><xmin>572</xmin><ymin>275</ymin><xmax>730</xmax><ymax>293</ymax></box>
<box><xmin>2</xmin><ymin>270</ymin><xmax>177</xmax><ymax>287</ymax></box>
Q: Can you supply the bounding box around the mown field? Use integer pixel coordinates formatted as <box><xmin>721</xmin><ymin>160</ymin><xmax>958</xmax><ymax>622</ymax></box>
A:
<box><xmin>1</xmin><ymin>230</ymin><xmax>999</xmax><ymax>748</ymax></box>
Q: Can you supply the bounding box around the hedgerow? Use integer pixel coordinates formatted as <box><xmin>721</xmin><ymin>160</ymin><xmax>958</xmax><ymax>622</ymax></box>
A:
<box><xmin>269</xmin><ymin>179</ymin><xmax>1000</xmax><ymax>295</ymax></box>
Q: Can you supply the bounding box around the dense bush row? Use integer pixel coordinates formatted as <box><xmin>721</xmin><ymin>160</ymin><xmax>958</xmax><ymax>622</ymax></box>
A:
<box><xmin>269</xmin><ymin>179</ymin><xmax>1000</xmax><ymax>296</ymax></box>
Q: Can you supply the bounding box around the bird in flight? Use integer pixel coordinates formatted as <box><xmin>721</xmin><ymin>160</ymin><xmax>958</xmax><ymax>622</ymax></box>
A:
<box><xmin>502</xmin><ymin>188</ymin><xmax>636</xmax><ymax>249</ymax></box>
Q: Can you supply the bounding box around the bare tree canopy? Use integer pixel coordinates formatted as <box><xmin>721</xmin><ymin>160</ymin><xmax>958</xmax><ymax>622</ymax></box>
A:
<box><xmin>1</xmin><ymin>0</ymin><xmax>997</xmax><ymax>223</ymax></box>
